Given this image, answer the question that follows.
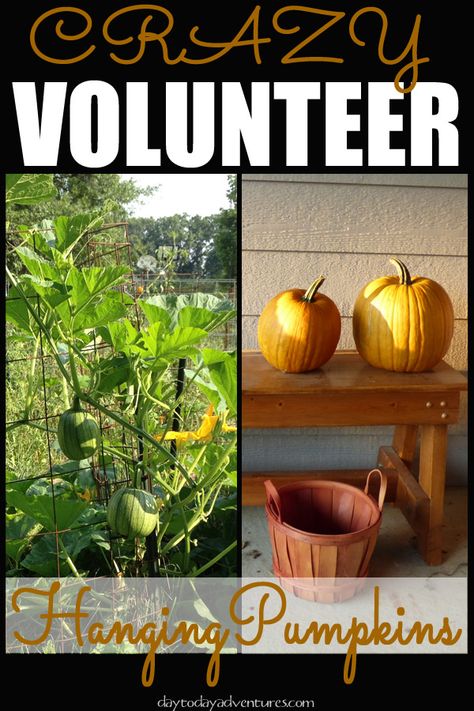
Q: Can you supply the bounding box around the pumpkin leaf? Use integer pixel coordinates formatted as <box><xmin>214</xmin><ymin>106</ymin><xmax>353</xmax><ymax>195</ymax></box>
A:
<box><xmin>21</xmin><ymin>528</ymin><xmax>96</xmax><ymax>576</ymax></box>
<box><xmin>6</xmin><ymin>287</ymin><xmax>35</xmax><ymax>333</ymax></box>
<box><xmin>178</xmin><ymin>306</ymin><xmax>236</xmax><ymax>334</ymax></box>
<box><xmin>6</xmin><ymin>489</ymin><xmax>88</xmax><ymax>530</ymax></box>
<box><xmin>6</xmin><ymin>174</ymin><xmax>56</xmax><ymax>205</ymax></box>
<box><xmin>201</xmin><ymin>350</ymin><xmax>237</xmax><ymax>415</ymax></box>
<box><xmin>138</xmin><ymin>301</ymin><xmax>172</xmax><ymax>329</ymax></box>
<box><xmin>157</xmin><ymin>326</ymin><xmax>207</xmax><ymax>361</ymax></box>
<box><xmin>6</xmin><ymin>514</ymin><xmax>39</xmax><ymax>563</ymax></box>
<box><xmin>72</xmin><ymin>296</ymin><xmax>128</xmax><ymax>332</ymax></box>
<box><xmin>54</xmin><ymin>213</ymin><xmax>104</xmax><ymax>254</ymax></box>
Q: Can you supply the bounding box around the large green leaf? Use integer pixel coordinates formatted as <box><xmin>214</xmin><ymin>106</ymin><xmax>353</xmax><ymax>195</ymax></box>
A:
<box><xmin>95</xmin><ymin>355</ymin><xmax>131</xmax><ymax>393</ymax></box>
<box><xmin>100</xmin><ymin>319</ymin><xmax>140</xmax><ymax>352</ymax></box>
<box><xmin>141</xmin><ymin>322</ymin><xmax>165</xmax><ymax>357</ymax></box>
<box><xmin>202</xmin><ymin>349</ymin><xmax>237</xmax><ymax>415</ymax></box>
<box><xmin>16</xmin><ymin>245</ymin><xmax>61</xmax><ymax>282</ymax></box>
<box><xmin>140</xmin><ymin>293</ymin><xmax>235</xmax><ymax>329</ymax></box>
<box><xmin>6</xmin><ymin>287</ymin><xmax>35</xmax><ymax>333</ymax></box>
<box><xmin>73</xmin><ymin>296</ymin><xmax>128</xmax><ymax>332</ymax></box>
<box><xmin>54</xmin><ymin>213</ymin><xmax>104</xmax><ymax>254</ymax></box>
<box><xmin>21</xmin><ymin>528</ymin><xmax>96</xmax><ymax>576</ymax></box>
<box><xmin>21</xmin><ymin>535</ymin><xmax>68</xmax><ymax>576</ymax></box>
<box><xmin>5</xmin><ymin>514</ymin><xmax>39</xmax><ymax>563</ymax></box>
<box><xmin>5</xmin><ymin>174</ymin><xmax>23</xmax><ymax>193</ymax></box>
<box><xmin>178</xmin><ymin>306</ymin><xmax>236</xmax><ymax>333</ymax></box>
<box><xmin>81</xmin><ymin>266</ymin><xmax>130</xmax><ymax>297</ymax></box>
<box><xmin>62</xmin><ymin>266</ymin><xmax>129</xmax><ymax>312</ymax></box>
<box><xmin>138</xmin><ymin>300</ymin><xmax>172</xmax><ymax>328</ymax></box>
<box><xmin>157</xmin><ymin>326</ymin><xmax>208</xmax><ymax>361</ymax></box>
<box><xmin>6</xmin><ymin>174</ymin><xmax>56</xmax><ymax>204</ymax></box>
<box><xmin>22</xmin><ymin>274</ymin><xmax>71</xmax><ymax>309</ymax></box>
<box><xmin>6</xmin><ymin>489</ymin><xmax>88</xmax><ymax>530</ymax></box>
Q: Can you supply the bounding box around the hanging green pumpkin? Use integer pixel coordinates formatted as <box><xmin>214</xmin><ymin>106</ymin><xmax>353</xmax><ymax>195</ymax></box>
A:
<box><xmin>57</xmin><ymin>397</ymin><xmax>100</xmax><ymax>460</ymax></box>
<box><xmin>107</xmin><ymin>487</ymin><xmax>159</xmax><ymax>539</ymax></box>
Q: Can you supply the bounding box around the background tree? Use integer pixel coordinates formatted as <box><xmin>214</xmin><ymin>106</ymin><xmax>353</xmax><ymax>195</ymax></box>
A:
<box><xmin>7</xmin><ymin>174</ymin><xmax>155</xmax><ymax>228</ymax></box>
<box><xmin>128</xmin><ymin>176</ymin><xmax>237</xmax><ymax>279</ymax></box>
<box><xmin>7</xmin><ymin>173</ymin><xmax>237</xmax><ymax>280</ymax></box>
<box><xmin>212</xmin><ymin>175</ymin><xmax>237</xmax><ymax>278</ymax></box>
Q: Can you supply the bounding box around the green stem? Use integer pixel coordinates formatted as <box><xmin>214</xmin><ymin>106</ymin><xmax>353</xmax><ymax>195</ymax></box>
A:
<box><xmin>172</xmin><ymin>435</ymin><xmax>236</xmax><ymax>510</ymax></box>
<box><xmin>180</xmin><ymin>502</ymin><xmax>191</xmax><ymax>573</ymax></box>
<box><xmin>390</xmin><ymin>257</ymin><xmax>412</xmax><ymax>285</ymax></box>
<box><xmin>58</xmin><ymin>536</ymin><xmax>83</xmax><ymax>580</ymax></box>
<box><xmin>302</xmin><ymin>275</ymin><xmax>325</xmax><ymax>302</ymax></box>
<box><xmin>61</xmin><ymin>376</ymin><xmax>71</xmax><ymax>409</ymax></box>
<box><xmin>23</xmin><ymin>335</ymin><xmax>40</xmax><ymax>417</ymax></box>
<box><xmin>68</xmin><ymin>346</ymin><xmax>83</xmax><ymax>395</ymax></box>
<box><xmin>102</xmin><ymin>444</ymin><xmax>136</xmax><ymax>464</ymax></box>
<box><xmin>193</xmin><ymin>541</ymin><xmax>237</xmax><ymax>577</ymax></box>
<box><xmin>6</xmin><ymin>420</ymin><xmax>54</xmax><ymax>434</ymax></box>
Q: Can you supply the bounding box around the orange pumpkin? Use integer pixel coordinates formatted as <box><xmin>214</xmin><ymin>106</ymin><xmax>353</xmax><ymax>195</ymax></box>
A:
<box><xmin>353</xmin><ymin>257</ymin><xmax>454</xmax><ymax>372</ymax></box>
<box><xmin>258</xmin><ymin>276</ymin><xmax>341</xmax><ymax>373</ymax></box>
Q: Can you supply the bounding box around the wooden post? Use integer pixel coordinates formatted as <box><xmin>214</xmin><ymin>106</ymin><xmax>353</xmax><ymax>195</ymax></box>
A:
<box><xmin>392</xmin><ymin>425</ymin><xmax>419</xmax><ymax>465</ymax></box>
<box><xmin>418</xmin><ymin>425</ymin><xmax>448</xmax><ymax>565</ymax></box>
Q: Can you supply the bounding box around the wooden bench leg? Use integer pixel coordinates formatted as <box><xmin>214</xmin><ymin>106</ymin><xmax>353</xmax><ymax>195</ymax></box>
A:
<box><xmin>392</xmin><ymin>425</ymin><xmax>418</xmax><ymax>466</ymax></box>
<box><xmin>418</xmin><ymin>424</ymin><xmax>448</xmax><ymax>565</ymax></box>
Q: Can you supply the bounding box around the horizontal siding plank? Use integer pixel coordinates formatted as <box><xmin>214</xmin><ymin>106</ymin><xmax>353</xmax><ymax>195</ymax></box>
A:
<box><xmin>243</xmin><ymin>230</ymin><xmax>467</xmax><ymax>257</ymax></box>
<box><xmin>242</xmin><ymin>174</ymin><xmax>468</xmax><ymax>188</ymax></box>
<box><xmin>242</xmin><ymin>251</ymin><xmax>467</xmax><ymax>318</ymax></box>
<box><xmin>243</xmin><ymin>182</ymin><xmax>467</xmax><ymax>256</ymax></box>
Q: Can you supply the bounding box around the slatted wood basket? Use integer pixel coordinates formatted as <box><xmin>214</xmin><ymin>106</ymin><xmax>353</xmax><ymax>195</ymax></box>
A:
<box><xmin>265</xmin><ymin>469</ymin><xmax>387</xmax><ymax>603</ymax></box>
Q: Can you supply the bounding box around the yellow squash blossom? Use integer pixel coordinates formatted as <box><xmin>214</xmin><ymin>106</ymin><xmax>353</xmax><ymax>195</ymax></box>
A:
<box><xmin>164</xmin><ymin>404</ymin><xmax>218</xmax><ymax>443</ymax></box>
<box><xmin>161</xmin><ymin>405</ymin><xmax>236</xmax><ymax>444</ymax></box>
<box><xmin>221</xmin><ymin>410</ymin><xmax>237</xmax><ymax>433</ymax></box>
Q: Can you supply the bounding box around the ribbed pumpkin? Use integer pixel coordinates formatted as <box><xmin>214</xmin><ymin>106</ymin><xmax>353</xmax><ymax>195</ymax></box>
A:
<box><xmin>107</xmin><ymin>487</ymin><xmax>159</xmax><ymax>539</ymax></box>
<box><xmin>258</xmin><ymin>276</ymin><xmax>341</xmax><ymax>373</ymax></box>
<box><xmin>58</xmin><ymin>397</ymin><xmax>100</xmax><ymax>460</ymax></box>
<box><xmin>353</xmin><ymin>258</ymin><xmax>454</xmax><ymax>372</ymax></box>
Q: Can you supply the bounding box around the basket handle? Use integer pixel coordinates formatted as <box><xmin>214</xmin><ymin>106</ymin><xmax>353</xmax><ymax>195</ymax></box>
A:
<box><xmin>264</xmin><ymin>480</ymin><xmax>282</xmax><ymax>523</ymax></box>
<box><xmin>364</xmin><ymin>468</ymin><xmax>387</xmax><ymax>512</ymax></box>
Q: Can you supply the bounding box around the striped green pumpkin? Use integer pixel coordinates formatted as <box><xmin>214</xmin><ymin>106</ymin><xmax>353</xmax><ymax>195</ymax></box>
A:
<box><xmin>58</xmin><ymin>397</ymin><xmax>100</xmax><ymax>460</ymax></box>
<box><xmin>107</xmin><ymin>487</ymin><xmax>159</xmax><ymax>539</ymax></box>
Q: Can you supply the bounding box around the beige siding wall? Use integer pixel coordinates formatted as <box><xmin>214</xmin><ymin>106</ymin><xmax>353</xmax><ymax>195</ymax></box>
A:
<box><xmin>242</xmin><ymin>174</ymin><xmax>467</xmax><ymax>482</ymax></box>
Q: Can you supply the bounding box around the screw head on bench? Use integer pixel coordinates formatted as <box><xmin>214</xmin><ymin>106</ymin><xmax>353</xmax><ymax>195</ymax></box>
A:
<box><xmin>440</xmin><ymin>401</ymin><xmax>447</xmax><ymax>407</ymax></box>
<box><xmin>425</xmin><ymin>401</ymin><xmax>432</xmax><ymax>408</ymax></box>
<box><xmin>441</xmin><ymin>412</ymin><xmax>448</xmax><ymax>419</ymax></box>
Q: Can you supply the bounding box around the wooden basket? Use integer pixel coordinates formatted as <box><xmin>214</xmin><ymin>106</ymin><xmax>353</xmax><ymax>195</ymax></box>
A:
<box><xmin>265</xmin><ymin>469</ymin><xmax>387</xmax><ymax>602</ymax></box>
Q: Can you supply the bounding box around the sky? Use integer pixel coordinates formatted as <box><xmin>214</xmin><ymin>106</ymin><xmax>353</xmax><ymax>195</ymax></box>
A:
<box><xmin>122</xmin><ymin>174</ymin><xmax>232</xmax><ymax>218</ymax></box>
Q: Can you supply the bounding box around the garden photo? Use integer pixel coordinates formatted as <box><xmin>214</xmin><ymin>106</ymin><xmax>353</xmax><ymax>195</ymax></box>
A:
<box><xmin>6</xmin><ymin>173</ymin><xmax>237</xmax><ymax>579</ymax></box>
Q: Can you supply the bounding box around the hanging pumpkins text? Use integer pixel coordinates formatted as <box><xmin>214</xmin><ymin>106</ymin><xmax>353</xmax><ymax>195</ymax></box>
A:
<box><xmin>57</xmin><ymin>397</ymin><xmax>101</xmax><ymax>460</ymax></box>
<box><xmin>353</xmin><ymin>258</ymin><xmax>454</xmax><ymax>372</ymax></box>
<box><xmin>258</xmin><ymin>276</ymin><xmax>341</xmax><ymax>373</ymax></box>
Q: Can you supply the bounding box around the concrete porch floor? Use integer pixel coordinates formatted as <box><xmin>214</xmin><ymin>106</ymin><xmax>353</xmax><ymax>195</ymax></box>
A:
<box><xmin>242</xmin><ymin>486</ymin><xmax>467</xmax><ymax>577</ymax></box>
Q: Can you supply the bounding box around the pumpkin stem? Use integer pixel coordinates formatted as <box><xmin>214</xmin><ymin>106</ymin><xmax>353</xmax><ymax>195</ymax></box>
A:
<box><xmin>72</xmin><ymin>395</ymin><xmax>82</xmax><ymax>412</ymax></box>
<box><xmin>302</xmin><ymin>276</ymin><xmax>325</xmax><ymax>302</ymax></box>
<box><xmin>390</xmin><ymin>257</ymin><xmax>412</xmax><ymax>285</ymax></box>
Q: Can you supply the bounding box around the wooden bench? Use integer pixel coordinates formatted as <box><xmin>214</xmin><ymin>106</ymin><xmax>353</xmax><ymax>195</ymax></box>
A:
<box><xmin>242</xmin><ymin>350</ymin><xmax>467</xmax><ymax>565</ymax></box>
